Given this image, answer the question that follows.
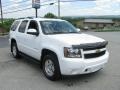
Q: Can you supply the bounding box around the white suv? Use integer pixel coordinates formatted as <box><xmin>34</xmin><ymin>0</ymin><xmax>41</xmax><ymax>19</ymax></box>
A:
<box><xmin>9</xmin><ymin>18</ymin><xmax>109</xmax><ymax>81</ymax></box>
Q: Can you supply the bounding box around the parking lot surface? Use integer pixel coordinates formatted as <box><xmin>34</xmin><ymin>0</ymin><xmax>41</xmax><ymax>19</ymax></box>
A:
<box><xmin>0</xmin><ymin>32</ymin><xmax>120</xmax><ymax>90</ymax></box>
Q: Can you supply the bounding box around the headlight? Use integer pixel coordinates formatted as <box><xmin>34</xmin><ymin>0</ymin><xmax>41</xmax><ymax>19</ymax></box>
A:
<box><xmin>64</xmin><ymin>47</ymin><xmax>82</xmax><ymax>58</ymax></box>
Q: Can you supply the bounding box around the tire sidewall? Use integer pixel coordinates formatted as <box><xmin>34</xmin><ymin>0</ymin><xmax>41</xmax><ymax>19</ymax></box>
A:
<box><xmin>43</xmin><ymin>54</ymin><xmax>61</xmax><ymax>81</ymax></box>
<box><xmin>11</xmin><ymin>42</ymin><xmax>19</xmax><ymax>58</ymax></box>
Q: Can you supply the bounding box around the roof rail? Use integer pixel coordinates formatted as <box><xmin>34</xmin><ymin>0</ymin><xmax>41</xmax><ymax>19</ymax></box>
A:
<box><xmin>26</xmin><ymin>17</ymin><xmax>34</xmax><ymax>19</ymax></box>
<box><xmin>17</xmin><ymin>18</ymin><xmax>25</xmax><ymax>19</ymax></box>
<box><xmin>17</xmin><ymin>17</ymin><xmax>34</xmax><ymax>20</ymax></box>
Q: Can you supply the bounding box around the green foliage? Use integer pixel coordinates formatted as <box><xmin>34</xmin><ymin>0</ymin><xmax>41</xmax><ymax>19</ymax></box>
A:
<box><xmin>43</xmin><ymin>13</ymin><xmax>85</xmax><ymax>28</ymax></box>
<box><xmin>44</xmin><ymin>13</ymin><xmax>57</xmax><ymax>18</ymax></box>
<box><xmin>96</xmin><ymin>30</ymin><xmax>120</xmax><ymax>32</ymax></box>
<box><xmin>61</xmin><ymin>17</ymin><xmax>84</xmax><ymax>28</ymax></box>
<box><xmin>0</xmin><ymin>19</ymin><xmax>14</xmax><ymax>32</ymax></box>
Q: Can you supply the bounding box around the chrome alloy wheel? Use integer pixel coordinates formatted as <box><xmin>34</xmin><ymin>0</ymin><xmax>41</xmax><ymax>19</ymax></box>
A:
<box><xmin>45</xmin><ymin>59</ymin><xmax>55</xmax><ymax>76</ymax></box>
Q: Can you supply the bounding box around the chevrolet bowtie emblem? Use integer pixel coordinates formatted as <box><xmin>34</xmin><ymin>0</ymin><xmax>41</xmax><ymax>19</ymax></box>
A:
<box><xmin>96</xmin><ymin>49</ymin><xmax>101</xmax><ymax>53</ymax></box>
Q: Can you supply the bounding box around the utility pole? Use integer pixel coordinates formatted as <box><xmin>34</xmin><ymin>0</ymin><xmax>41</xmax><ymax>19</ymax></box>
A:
<box><xmin>58</xmin><ymin>0</ymin><xmax>60</xmax><ymax>18</ymax></box>
<box><xmin>0</xmin><ymin>0</ymin><xmax>3</xmax><ymax>24</ymax></box>
<box><xmin>56</xmin><ymin>0</ymin><xmax>96</xmax><ymax>18</ymax></box>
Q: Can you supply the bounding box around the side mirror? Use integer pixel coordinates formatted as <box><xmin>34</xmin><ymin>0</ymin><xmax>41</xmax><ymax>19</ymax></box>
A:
<box><xmin>27</xmin><ymin>29</ymin><xmax>39</xmax><ymax>36</ymax></box>
<box><xmin>76</xmin><ymin>28</ymin><xmax>81</xmax><ymax>32</ymax></box>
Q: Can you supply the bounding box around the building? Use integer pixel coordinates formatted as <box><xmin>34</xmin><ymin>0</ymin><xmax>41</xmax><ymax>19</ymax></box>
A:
<box><xmin>83</xmin><ymin>19</ymin><xmax>114</xmax><ymax>29</ymax></box>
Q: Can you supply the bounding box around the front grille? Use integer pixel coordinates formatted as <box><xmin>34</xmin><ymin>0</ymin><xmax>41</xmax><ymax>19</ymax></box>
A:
<box><xmin>72</xmin><ymin>41</ymin><xmax>108</xmax><ymax>59</ymax></box>
<box><xmin>83</xmin><ymin>45</ymin><xmax>106</xmax><ymax>51</ymax></box>
<box><xmin>84</xmin><ymin>51</ymin><xmax>106</xmax><ymax>59</ymax></box>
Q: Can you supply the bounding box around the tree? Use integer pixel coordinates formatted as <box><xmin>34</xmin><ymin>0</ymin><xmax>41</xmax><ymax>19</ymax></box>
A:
<box><xmin>44</xmin><ymin>13</ymin><xmax>57</xmax><ymax>18</ymax></box>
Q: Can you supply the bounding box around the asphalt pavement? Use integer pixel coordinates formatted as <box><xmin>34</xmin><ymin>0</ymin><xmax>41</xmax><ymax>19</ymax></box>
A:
<box><xmin>0</xmin><ymin>32</ymin><xmax>120</xmax><ymax>90</ymax></box>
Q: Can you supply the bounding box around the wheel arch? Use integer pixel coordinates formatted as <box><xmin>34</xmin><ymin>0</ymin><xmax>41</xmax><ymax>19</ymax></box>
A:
<box><xmin>40</xmin><ymin>48</ymin><xmax>60</xmax><ymax>68</ymax></box>
<box><xmin>41</xmin><ymin>48</ymin><xmax>58</xmax><ymax>61</ymax></box>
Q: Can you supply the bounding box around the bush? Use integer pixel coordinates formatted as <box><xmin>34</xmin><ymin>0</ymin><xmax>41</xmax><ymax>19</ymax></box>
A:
<box><xmin>61</xmin><ymin>17</ymin><xmax>84</xmax><ymax>28</ymax></box>
<box><xmin>0</xmin><ymin>19</ymin><xmax>14</xmax><ymax>32</ymax></box>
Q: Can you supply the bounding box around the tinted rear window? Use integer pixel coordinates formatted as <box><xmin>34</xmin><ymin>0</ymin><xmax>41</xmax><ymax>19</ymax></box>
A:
<box><xmin>18</xmin><ymin>20</ymin><xmax>28</xmax><ymax>33</ymax></box>
<box><xmin>10</xmin><ymin>21</ymin><xmax>20</xmax><ymax>31</ymax></box>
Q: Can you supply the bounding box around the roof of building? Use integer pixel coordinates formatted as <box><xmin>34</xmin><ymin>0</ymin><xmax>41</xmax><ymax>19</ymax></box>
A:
<box><xmin>84</xmin><ymin>19</ymin><xmax>114</xmax><ymax>23</ymax></box>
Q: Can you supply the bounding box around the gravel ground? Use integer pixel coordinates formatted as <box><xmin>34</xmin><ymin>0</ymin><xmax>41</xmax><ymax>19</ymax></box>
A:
<box><xmin>0</xmin><ymin>32</ymin><xmax>120</xmax><ymax>90</ymax></box>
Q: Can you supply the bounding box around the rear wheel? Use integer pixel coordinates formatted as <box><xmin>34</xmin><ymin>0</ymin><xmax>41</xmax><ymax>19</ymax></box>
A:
<box><xmin>11</xmin><ymin>42</ymin><xmax>20</xmax><ymax>58</ymax></box>
<box><xmin>42</xmin><ymin>54</ymin><xmax>61</xmax><ymax>81</ymax></box>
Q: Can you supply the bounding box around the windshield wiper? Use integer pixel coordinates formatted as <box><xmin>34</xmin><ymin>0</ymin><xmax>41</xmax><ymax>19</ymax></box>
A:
<box><xmin>69</xmin><ymin>32</ymin><xmax>79</xmax><ymax>33</ymax></box>
<box><xmin>47</xmin><ymin>32</ymin><xmax>65</xmax><ymax>34</ymax></box>
<box><xmin>47</xmin><ymin>32</ymin><xmax>80</xmax><ymax>34</ymax></box>
<box><xmin>53</xmin><ymin>32</ymin><xmax>65</xmax><ymax>34</ymax></box>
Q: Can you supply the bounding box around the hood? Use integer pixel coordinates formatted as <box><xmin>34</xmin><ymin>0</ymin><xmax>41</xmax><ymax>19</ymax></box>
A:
<box><xmin>47</xmin><ymin>33</ymin><xmax>105</xmax><ymax>45</ymax></box>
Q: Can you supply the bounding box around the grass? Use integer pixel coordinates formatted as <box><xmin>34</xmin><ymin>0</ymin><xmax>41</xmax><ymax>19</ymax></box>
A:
<box><xmin>0</xmin><ymin>32</ymin><xmax>8</xmax><ymax>36</ymax></box>
<box><xmin>95</xmin><ymin>27</ymin><xmax>120</xmax><ymax>32</ymax></box>
<box><xmin>95</xmin><ymin>29</ymin><xmax>120</xmax><ymax>32</ymax></box>
<box><xmin>0</xmin><ymin>19</ymin><xmax>14</xmax><ymax>32</ymax></box>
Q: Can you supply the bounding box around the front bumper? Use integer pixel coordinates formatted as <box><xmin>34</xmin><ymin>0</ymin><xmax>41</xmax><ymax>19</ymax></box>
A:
<box><xmin>60</xmin><ymin>51</ymin><xmax>109</xmax><ymax>75</ymax></box>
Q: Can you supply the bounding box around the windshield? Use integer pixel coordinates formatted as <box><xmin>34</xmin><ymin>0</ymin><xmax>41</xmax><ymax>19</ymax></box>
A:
<box><xmin>40</xmin><ymin>21</ymin><xmax>79</xmax><ymax>34</ymax></box>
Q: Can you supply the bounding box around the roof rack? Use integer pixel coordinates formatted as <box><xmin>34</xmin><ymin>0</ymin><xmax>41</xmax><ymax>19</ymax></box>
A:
<box><xmin>17</xmin><ymin>18</ymin><xmax>25</xmax><ymax>19</ymax></box>
<box><xmin>26</xmin><ymin>17</ymin><xmax>34</xmax><ymax>19</ymax></box>
<box><xmin>17</xmin><ymin>17</ymin><xmax>34</xmax><ymax>20</ymax></box>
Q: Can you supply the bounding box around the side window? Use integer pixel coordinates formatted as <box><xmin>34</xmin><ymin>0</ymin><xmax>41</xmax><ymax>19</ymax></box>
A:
<box><xmin>28</xmin><ymin>20</ymin><xmax>39</xmax><ymax>32</ymax></box>
<box><xmin>18</xmin><ymin>20</ymin><xmax>28</xmax><ymax>33</ymax></box>
<box><xmin>10</xmin><ymin>21</ymin><xmax>20</xmax><ymax>31</ymax></box>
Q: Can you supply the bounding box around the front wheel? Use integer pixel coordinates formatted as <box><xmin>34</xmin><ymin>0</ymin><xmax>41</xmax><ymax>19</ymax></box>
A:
<box><xmin>42</xmin><ymin>54</ymin><xmax>61</xmax><ymax>81</ymax></box>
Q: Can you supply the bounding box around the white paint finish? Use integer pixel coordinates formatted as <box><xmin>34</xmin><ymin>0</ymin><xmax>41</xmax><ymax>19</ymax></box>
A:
<box><xmin>46</xmin><ymin>33</ymin><xmax>105</xmax><ymax>45</ymax></box>
<box><xmin>9</xmin><ymin>18</ymin><xmax>109</xmax><ymax>75</ymax></box>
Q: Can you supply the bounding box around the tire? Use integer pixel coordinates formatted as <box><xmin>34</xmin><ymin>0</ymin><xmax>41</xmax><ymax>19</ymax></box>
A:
<box><xmin>42</xmin><ymin>54</ymin><xmax>61</xmax><ymax>81</ymax></box>
<box><xmin>11</xmin><ymin>42</ymin><xmax>20</xmax><ymax>58</ymax></box>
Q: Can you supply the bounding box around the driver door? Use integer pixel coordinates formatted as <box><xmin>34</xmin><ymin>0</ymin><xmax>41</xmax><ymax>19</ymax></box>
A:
<box><xmin>24</xmin><ymin>20</ymin><xmax>40</xmax><ymax>59</ymax></box>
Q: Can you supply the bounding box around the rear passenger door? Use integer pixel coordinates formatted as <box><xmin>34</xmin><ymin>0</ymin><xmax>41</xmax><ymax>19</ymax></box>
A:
<box><xmin>16</xmin><ymin>20</ymin><xmax>29</xmax><ymax>53</ymax></box>
<box><xmin>9</xmin><ymin>20</ymin><xmax>20</xmax><ymax>44</ymax></box>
